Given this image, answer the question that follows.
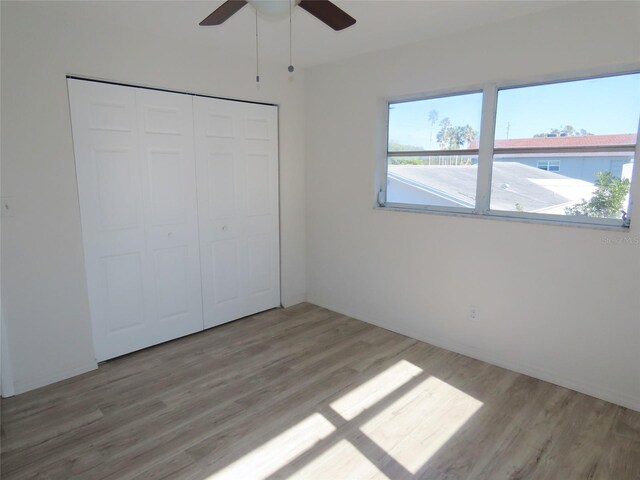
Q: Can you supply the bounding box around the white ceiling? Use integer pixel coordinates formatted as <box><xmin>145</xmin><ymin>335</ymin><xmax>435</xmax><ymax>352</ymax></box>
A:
<box><xmin>62</xmin><ymin>1</ymin><xmax>571</xmax><ymax>68</ymax></box>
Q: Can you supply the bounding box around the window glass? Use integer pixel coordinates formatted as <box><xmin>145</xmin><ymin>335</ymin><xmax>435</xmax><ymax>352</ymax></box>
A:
<box><xmin>490</xmin><ymin>74</ymin><xmax>639</xmax><ymax>219</ymax></box>
<box><xmin>387</xmin><ymin>93</ymin><xmax>482</xmax><ymax>208</ymax></box>
<box><xmin>388</xmin><ymin>93</ymin><xmax>482</xmax><ymax>151</ymax></box>
<box><xmin>494</xmin><ymin>74</ymin><xmax>640</xmax><ymax>145</ymax></box>
<box><xmin>387</xmin><ymin>155</ymin><xmax>479</xmax><ymax>207</ymax></box>
<box><xmin>537</xmin><ymin>160</ymin><xmax>560</xmax><ymax>172</ymax></box>
<box><xmin>490</xmin><ymin>153</ymin><xmax>634</xmax><ymax>217</ymax></box>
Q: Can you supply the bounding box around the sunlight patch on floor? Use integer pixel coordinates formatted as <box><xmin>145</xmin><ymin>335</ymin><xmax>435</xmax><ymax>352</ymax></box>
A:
<box><xmin>206</xmin><ymin>413</ymin><xmax>336</xmax><ymax>480</ymax></box>
<box><xmin>288</xmin><ymin>439</ymin><xmax>391</xmax><ymax>480</ymax></box>
<box><xmin>361</xmin><ymin>375</ymin><xmax>483</xmax><ymax>474</ymax></box>
<box><xmin>330</xmin><ymin>360</ymin><xmax>423</xmax><ymax>421</ymax></box>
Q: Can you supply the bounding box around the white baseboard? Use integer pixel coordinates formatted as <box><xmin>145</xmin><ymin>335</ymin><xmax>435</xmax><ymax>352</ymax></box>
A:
<box><xmin>12</xmin><ymin>361</ymin><xmax>98</xmax><ymax>396</ymax></box>
<box><xmin>1</xmin><ymin>312</ymin><xmax>16</xmax><ymax>398</ymax></box>
<box><xmin>309</xmin><ymin>296</ymin><xmax>640</xmax><ymax>413</ymax></box>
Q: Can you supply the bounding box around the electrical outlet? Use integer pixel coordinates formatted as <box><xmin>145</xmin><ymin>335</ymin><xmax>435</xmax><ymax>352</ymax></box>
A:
<box><xmin>470</xmin><ymin>306</ymin><xmax>478</xmax><ymax>320</ymax></box>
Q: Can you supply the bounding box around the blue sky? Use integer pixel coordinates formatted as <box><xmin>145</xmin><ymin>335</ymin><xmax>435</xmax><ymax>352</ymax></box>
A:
<box><xmin>389</xmin><ymin>72</ymin><xmax>640</xmax><ymax>149</ymax></box>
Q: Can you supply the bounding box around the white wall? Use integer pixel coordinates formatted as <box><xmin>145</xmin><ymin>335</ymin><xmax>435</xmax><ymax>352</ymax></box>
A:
<box><xmin>0</xmin><ymin>1</ymin><xmax>306</xmax><ymax>394</ymax></box>
<box><xmin>305</xmin><ymin>3</ymin><xmax>640</xmax><ymax>410</ymax></box>
<box><xmin>3</xmin><ymin>0</ymin><xmax>640</xmax><ymax>409</ymax></box>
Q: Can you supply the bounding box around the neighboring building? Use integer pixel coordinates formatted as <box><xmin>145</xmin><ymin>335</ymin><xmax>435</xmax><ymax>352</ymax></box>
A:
<box><xmin>388</xmin><ymin>163</ymin><xmax>596</xmax><ymax>214</ymax></box>
<box><xmin>468</xmin><ymin>134</ymin><xmax>636</xmax><ymax>183</ymax></box>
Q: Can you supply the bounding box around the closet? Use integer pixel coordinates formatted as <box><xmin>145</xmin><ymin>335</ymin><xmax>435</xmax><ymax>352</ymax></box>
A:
<box><xmin>68</xmin><ymin>79</ymin><xmax>280</xmax><ymax>361</ymax></box>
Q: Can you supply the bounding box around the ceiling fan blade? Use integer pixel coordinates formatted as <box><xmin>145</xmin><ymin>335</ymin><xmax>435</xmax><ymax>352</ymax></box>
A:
<box><xmin>298</xmin><ymin>0</ymin><xmax>356</xmax><ymax>31</ymax></box>
<box><xmin>200</xmin><ymin>0</ymin><xmax>248</xmax><ymax>26</ymax></box>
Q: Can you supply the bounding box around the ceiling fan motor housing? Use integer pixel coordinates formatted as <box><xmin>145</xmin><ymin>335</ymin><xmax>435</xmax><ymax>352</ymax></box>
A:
<box><xmin>248</xmin><ymin>0</ymin><xmax>302</xmax><ymax>21</ymax></box>
<box><xmin>200</xmin><ymin>0</ymin><xmax>356</xmax><ymax>31</ymax></box>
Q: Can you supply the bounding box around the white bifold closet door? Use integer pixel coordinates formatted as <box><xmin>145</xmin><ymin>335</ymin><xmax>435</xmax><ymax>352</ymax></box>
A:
<box><xmin>69</xmin><ymin>79</ymin><xmax>203</xmax><ymax>361</ymax></box>
<box><xmin>194</xmin><ymin>97</ymin><xmax>280</xmax><ymax>328</ymax></box>
<box><xmin>69</xmin><ymin>79</ymin><xmax>280</xmax><ymax>361</ymax></box>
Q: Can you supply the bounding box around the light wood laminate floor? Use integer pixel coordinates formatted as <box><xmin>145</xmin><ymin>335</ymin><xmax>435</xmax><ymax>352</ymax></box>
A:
<box><xmin>1</xmin><ymin>303</ymin><xmax>639</xmax><ymax>479</ymax></box>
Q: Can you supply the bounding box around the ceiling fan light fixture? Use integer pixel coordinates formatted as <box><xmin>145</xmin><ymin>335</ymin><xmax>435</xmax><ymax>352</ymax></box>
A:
<box><xmin>200</xmin><ymin>0</ymin><xmax>356</xmax><ymax>30</ymax></box>
<box><xmin>248</xmin><ymin>0</ymin><xmax>301</xmax><ymax>21</ymax></box>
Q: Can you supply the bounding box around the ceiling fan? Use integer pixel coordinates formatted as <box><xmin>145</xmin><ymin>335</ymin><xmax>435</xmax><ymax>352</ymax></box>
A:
<box><xmin>200</xmin><ymin>0</ymin><xmax>356</xmax><ymax>31</ymax></box>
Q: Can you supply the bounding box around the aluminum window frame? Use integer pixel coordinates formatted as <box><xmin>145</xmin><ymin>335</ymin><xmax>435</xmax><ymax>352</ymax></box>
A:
<box><xmin>379</xmin><ymin>66</ymin><xmax>640</xmax><ymax>229</ymax></box>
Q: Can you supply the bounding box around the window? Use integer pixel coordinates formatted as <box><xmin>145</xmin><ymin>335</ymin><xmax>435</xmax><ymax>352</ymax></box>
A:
<box><xmin>537</xmin><ymin>160</ymin><xmax>560</xmax><ymax>172</ymax></box>
<box><xmin>382</xmin><ymin>71</ymin><xmax>640</xmax><ymax>228</ymax></box>
<box><xmin>386</xmin><ymin>92</ymin><xmax>482</xmax><ymax>209</ymax></box>
<box><xmin>491</xmin><ymin>74</ymin><xmax>638</xmax><ymax>222</ymax></box>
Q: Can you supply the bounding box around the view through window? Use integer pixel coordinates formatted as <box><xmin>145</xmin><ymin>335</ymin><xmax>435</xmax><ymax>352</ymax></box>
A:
<box><xmin>385</xmin><ymin>72</ymin><xmax>640</xmax><ymax>226</ymax></box>
<box><xmin>387</xmin><ymin>92</ymin><xmax>482</xmax><ymax>208</ymax></box>
<box><xmin>491</xmin><ymin>74</ymin><xmax>639</xmax><ymax>219</ymax></box>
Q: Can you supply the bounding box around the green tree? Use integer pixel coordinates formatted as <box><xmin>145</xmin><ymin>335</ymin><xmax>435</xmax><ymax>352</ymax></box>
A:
<box><xmin>387</xmin><ymin>141</ymin><xmax>426</xmax><ymax>165</ymax></box>
<box><xmin>431</xmin><ymin>118</ymin><xmax>478</xmax><ymax>165</ymax></box>
<box><xmin>565</xmin><ymin>171</ymin><xmax>630</xmax><ymax>218</ymax></box>
<box><xmin>436</xmin><ymin>118</ymin><xmax>477</xmax><ymax>149</ymax></box>
<box><xmin>428</xmin><ymin>109</ymin><xmax>439</xmax><ymax>148</ymax></box>
<box><xmin>533</xmin><ymin>125</ymin><xmax>593</xmax><ymax>138</ymax></box>
<box><xmin>388</xmin><ymin>141</ymin><xmax>423</xmax><ymax>152</ymax></box>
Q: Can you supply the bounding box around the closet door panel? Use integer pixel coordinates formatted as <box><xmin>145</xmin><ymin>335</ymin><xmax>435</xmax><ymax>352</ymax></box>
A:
<box><xmin>242</xmin><ymin>106</ymin><xmax>280</xmax><ymax>316</ymax></box>
<box><xmin>70</xmin><ymin>80</ymin><xmax>204</xmax><ymax>361</ymax></box>
<box><xmin>194</xmin><ymin>97</ymin><xmax>280</xmax><ymax>328</ymax></box>
<box><xmin>69</xmin><ymin>79</ymin><xmax>148</xmax><ymax>360</ymax></box>
<box><xmin>135</xmin><ymin>89</ymin><xmax>204</xmax><ymax>345</ymax></box>
<box><xmin>196</xmin><ymin>99</ymin><xmax>246</xmax><ymax>324</ymax></box>
<box><xmin>212</xmin><ymin>238</ymin><xmax>241</xmax><ymax>304</ymax></box>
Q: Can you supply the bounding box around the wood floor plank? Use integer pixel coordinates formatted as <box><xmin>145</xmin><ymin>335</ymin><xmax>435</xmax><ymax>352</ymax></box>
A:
<box><xmin>14</xmin><ymin>316</ymin><xmax>379</xmax><ymax>479</ymax></box>
<box><xmin>105</xmin><ymin>332</ymin><xmax>416</xmax><ymax>479</ymax></box>
<box><xmin>1</xmin><ymin>303</ymin><xmax>638</xmax><ymax>480</ymax></box>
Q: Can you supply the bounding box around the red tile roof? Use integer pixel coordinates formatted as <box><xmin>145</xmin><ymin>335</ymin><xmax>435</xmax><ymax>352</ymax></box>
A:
<box><xmin>468</xmin><ymin>133</ymin><xmax>637</xmax><ymax>149</ymax></box>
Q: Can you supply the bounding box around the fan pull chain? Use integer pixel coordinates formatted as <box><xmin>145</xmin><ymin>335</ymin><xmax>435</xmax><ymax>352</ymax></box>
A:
<box><xmin>288</xmin><ymin>0</ymin><xmax>294</xmax><ymax>73</ymax></box>
<box><xmin>255</xmin><ymin>9</ymin><xmax>260</xmax><ymax>85</ymax></box>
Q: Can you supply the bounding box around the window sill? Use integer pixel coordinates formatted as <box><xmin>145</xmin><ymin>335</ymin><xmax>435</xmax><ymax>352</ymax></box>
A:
<box><xmin>374</xmin><ymin>204</ymin><xmax>631</xmax><ymax>232</ymax></box>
